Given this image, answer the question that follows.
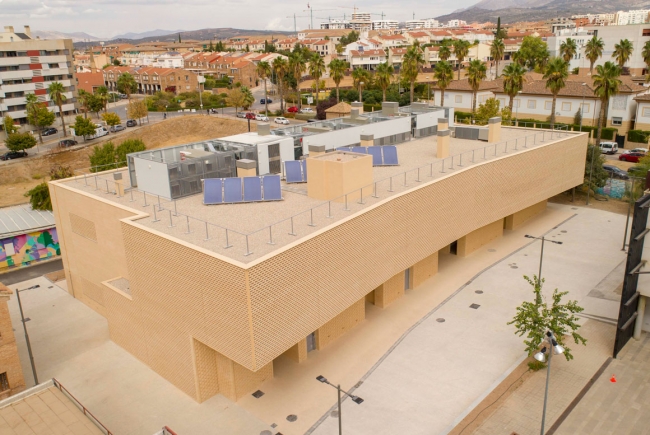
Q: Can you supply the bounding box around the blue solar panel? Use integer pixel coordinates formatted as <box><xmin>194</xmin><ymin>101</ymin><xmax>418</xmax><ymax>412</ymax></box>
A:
<box><xmin>285</xmin><ymin>160</ymin><xmax>304</xmax><ymax>183</ymax></box>
<box><xmin>203</xmin><ymin>178</ymin><xmax>223</xmax><ymax>204</ymax></box>
<box><xmin>382</xmin><ymin>146</ymin><xmax>399</xmax><ymax>165</ymax></box>
<box><xmin>337</xmin><ymin>147</ymin><xmax>352</xmax><ymax>152</ymax></box>
<box><xmin>243</xmin><ymin>177</ymin><xmax>263</xmax><ymax>202</ymax></box>
<box><xmin>263</xmin><ymin>175</ymin><xmax>283</xmax><ymax>201</ymax></box>
<box><xmin>351</xmin><ymin>146</ymin><xmax>367</xmax><ymax>154</ymax></box>
<box><xmin>301</xmin><ymin>160</ymin><xmax>307</xmax><ymax>181</ymax></box>
<box><xmin>224</xmin><ymin>178</ymin><xmax>243</xmax><ymax>203</ymax></box>
<box><xmin>367</xmin><ymin>147</ymin><xmax>383</xmax><ymax>166</ymax></box>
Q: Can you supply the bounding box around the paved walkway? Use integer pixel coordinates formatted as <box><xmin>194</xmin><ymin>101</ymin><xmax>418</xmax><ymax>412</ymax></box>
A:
<box><xmin>554</xmin><ymin>332</ymin><xmax>650</xmax><ymax>435</ymax></box>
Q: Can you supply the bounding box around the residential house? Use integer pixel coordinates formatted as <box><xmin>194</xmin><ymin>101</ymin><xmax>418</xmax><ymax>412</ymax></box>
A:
<box><xmin>307</xmin><ymin>40</ymin><xmax>336</xmax><ymax>57</ymax></box>
<box><xmin>388</xmin><ymin>47</ymin><xmax>408</xmax><ymax>70</ymax></box>
<box><xmin>378</xmin><ymin>34</ymin><xmax>408</xmax><ymax>48</ymax></box>
<box><xmin>103</xmin><ymin>66</ymin><xmax>199</xmax><ymax>95</ymax></box>
<box><xmin>405</xmin><ymin>32</ymin><xmax>431</xmax><ymax>45</ymax></box>
<box><xmin>431</xmin><ymin>78</ymin><xmax>501</xmax><ymax>111</ymax></box>
<box><xmin>76</xmin><ymin>71</ymin><xmax>106</xmax><ymax>93</ymax></box>
<box><xmin>348</xmin><ymin>49</ymin><xmax>387</xmax><ymax>71</ymax></box>
<box><xmin>633</xmin><ymin>94</ymin><xmax>650</xmax><ymax>131</ymax></box>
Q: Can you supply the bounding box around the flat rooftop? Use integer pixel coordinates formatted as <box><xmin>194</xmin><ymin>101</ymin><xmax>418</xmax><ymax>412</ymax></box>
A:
<box><xmin>62</xmin><ymin>127</ymin><xmax>577</xmax><ymax>264</ymax></box>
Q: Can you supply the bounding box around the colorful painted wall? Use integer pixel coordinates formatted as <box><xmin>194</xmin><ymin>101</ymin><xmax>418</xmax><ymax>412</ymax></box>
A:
<box><xmin>0</xmin><ymin>228</ymin><xmax>60</xmax><ymax>271</ymax></box>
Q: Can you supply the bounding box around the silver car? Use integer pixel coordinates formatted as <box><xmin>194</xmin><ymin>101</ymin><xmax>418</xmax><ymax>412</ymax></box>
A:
<box><xmin>110</xmin><ymin>124</ymin><xmax>126</xmax><ymax>133</ymax></box>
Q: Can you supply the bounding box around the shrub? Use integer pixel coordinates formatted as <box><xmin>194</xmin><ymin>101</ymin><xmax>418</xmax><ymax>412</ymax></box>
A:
<box><xmin>5</xmin><ymin>132</ymin><xmax>37</xmax><ymax>151</ymax></box>
<box><xmin>115</xmin><ymin>139</ymin><xmax>146</xmax><ymax>164</ymax></box>
<box><xmin>528</xmin><ymin>360</ymin><xmax>546</xmax><ymax>371</ymax></box>
<box><xmin>628</xmin><ymin>130</ymin><xmax>650</xmax><ymax>144</ymax></box>
<box><xmin>89</xmin><ymin>142</ymin><xmax>117</xmax><ymax>172</ymax></box>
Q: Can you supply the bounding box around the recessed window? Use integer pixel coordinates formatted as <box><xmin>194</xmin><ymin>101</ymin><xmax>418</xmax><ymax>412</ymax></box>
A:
<box><xmin>455</xmin><ymin>95</ymin><xmax>462</xmax><ymax>103</ymax></box>
<box><xmin>580</xmin><ymin>103</ymin><xmax>591</xmax><ymax>114</ymax></box>
<box><xmin>642</xmin><ymin>107</ymin><xmax>650</xmax><ymax>117</ymax></box>
<box><xmin>527</xmin><ymin>100</ymin><xmax>536</xmax><ymax>109</ymax></box>
<box><xmin>643</xmin><ymin>29</ymin><xmax>650</xmax><ymax>36</ymax></box>
<box><xmin>612</xmin><ymin>117</ymin><xmax>623</xmax><ymax>126</ymax></box>
<box><xmin>561</xmin><ymin>102</ymin><xmax>572</xmax><ymax>111</ymax></box>
<box><xmin>0</xmin><ymin>372</ymin><xmax>9</xmax><ymax>392</ymax></box>
<box><xmin>545</xmin><ymin>101</ymin><xmax>552</xmax><ymax>110</ymax></box>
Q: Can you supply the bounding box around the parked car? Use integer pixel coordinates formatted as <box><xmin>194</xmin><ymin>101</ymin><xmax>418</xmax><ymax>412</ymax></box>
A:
<box><xmin>627</xmin><ymin>165</ymin><xmax>649</xmax><ymax>176</ymax></box>
<box><xmin>603</xmin><ymin>165</ymin><xmax>630</xmax><ymax>180</ymax></box>
<box><xmin>0</xmin><ymin>150</ymin><xmax>28</xmax><ymax>161</ymax></box>
<box><xmin>42</xmin><ymin>127</ymin><xmax>58</xmax><ymax>136</ymax></box>
<box><xmin>622</xmin><ymin>147</ymin><xmax>649</xmax><ymax>154</ymax></box>
<box><xmin>236</xmin><ymin>112</ymin><xmax>246</xmax><ymax>118</ymax></box>
<box><xmin>245</xmin><ymin>112</ymin><xmax>256</xmax><ymax>120</ymax></box>
<box><xmin>126</xmin><ymin>119</ymin><xmax>137</xmax><ymax>127</ymax></box>
<box><xmin>110</xmin><ymin>124</ymin><xmax>126</xmax><ymax>132</ymax></box>
<box><xmin>619</xmin><ymin>152</ymin><xmax>646</xmax><ymax>162</ymax></box>
<box><xmin>260</xmin><ymin>98</ymin><xmax>273</xmax><ymax>104</ymax></box>
<box><xmin>274</xmin><ymin>117</ymin><xmax>290</xmax><ymax>125</ymax></box>
<box><xmin>287</xmin><ymin>106</ymin><xmax>299</xmax><ymax>113</ymax></box>
<box><xmin>118</xmin><ymin>93</ymin><xmax>128</xmax><ymax>99</ymax></box>
<box><xmin>599</xmin><ymin>141</ymin><xmax>618</xmax><ymax>155</ymax></box>
<box><xmin>300</xmin><ymin>107</ymin><xmax>314</xmax><ymax>113</ymax></box>
<box><xmin>255</xmin><ymin>114</ymin><xmax>269</xmax><ymax>121</ymax></box>
<box><xmin>59</xmin><ymin>139</ymin><xmax>78</xmax><ymax>147</ymax></box>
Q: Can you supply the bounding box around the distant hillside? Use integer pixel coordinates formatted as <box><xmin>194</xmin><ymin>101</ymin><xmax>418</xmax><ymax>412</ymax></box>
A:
<box><xmin>437</xmin><ymin>0</ymin><xmax>650</xmax><ymax>23</ymax></box>
<box><xmin>32</xmin><ymin>30</ymin><xmax>100</xmax><ymax>42</ymax></box>
<box><xmin>102</xmin><ymin>28</ymin><xmax>293</xmax><ymax>45</ymax></box>
<box><xmin>112</xmin><ymin>29</ymin><xmax>184</xmax><ymax>40</ymax></box>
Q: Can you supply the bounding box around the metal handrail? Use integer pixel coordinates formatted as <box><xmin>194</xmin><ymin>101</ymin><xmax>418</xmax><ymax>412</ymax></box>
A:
<box><xmin>51</xmin><ymin>378</ymin><xmax>113</xmax><ymax>435</ymax></box>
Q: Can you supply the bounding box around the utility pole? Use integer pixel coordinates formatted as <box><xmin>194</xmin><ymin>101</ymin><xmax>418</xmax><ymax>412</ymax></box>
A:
<box><xmin>311</xmin><ymin>8</ymin><xmax>314</xmax><ymax>30</ymax></box>
<box><xmin>294</xmin><ymin>14</ymin><xmax>297</xmax><ymax>36</ymax></box>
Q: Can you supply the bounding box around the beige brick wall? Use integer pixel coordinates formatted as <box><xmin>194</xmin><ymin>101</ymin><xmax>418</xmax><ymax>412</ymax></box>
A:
<box><xmin>457</xmin><ymin>219</ymin><xmax>504</xmax><ymax>257</ymax></box>
<box><xmin>0</xmin><ymin>294</ymin><xmax>25</xmax><ymax>399</ymax></box>
<box><xmin>412</xmin><ymin>252</ymin><xmax>438</xmax><ymax>288</ymax></box>
<box><xmin>316</xmin><ymin>298</ymin><xmax>365</xmax><ymax>350</ymax></box>
<box><xmin>505</xmin><ymin>200</ymin><xmax>547</xmax><ymax>230</ymax></box>
<box><xmin>373</xmin><ymin>271</ymin><xmax>406</xmax><ymax>308</ymax></box>
<box><xmin>282</xmin><ymin>338</ymin><xmax>308</xmax><ymax>363</ymax></box>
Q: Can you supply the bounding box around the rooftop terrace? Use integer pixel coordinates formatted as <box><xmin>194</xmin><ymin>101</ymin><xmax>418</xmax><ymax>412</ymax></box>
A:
<box><xmin>62</xmin><ymin>127</ymin><xmax>577</xmax><ymax>264</ymax></box>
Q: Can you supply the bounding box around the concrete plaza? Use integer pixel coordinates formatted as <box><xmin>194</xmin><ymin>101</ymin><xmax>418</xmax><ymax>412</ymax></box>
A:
<box><xmin>4</xmin><ymin>202</ymin><xmax>628</xmax><ymax>435</ymax></box>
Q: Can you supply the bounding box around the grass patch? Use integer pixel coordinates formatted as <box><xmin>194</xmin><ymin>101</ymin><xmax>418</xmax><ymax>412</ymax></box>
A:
<box><xmin>528</xmin><ymin>360</ymin><xmax>547</xmax><ymax>371</ymax></box>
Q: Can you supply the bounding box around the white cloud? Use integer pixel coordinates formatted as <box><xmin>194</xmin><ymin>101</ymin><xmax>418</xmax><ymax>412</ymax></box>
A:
<box><xmin>265</xmin><ymin>17</ymin><xmax>292</xmax><ymax>32</ymax></box>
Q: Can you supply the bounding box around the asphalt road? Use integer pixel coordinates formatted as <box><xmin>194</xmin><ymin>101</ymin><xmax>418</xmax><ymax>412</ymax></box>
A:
<box><xmin>0</xmin><ymin>259</ymin><xmax>63</xmax><ymax>286</ymax></box>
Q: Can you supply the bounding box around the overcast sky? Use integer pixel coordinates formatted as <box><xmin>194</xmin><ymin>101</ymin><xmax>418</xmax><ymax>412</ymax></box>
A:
<box><xmin>0</xmin><ymin>0</ymin><xmax>472</xmax><ymax>39</ymax></box>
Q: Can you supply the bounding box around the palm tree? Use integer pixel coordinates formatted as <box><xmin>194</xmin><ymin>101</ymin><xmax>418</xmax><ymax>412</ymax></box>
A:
<box><xmin>453</xmin><ymin>39</ymin><xmax>471</xmax><ymax>80</ymax></box>
<box><xmin>593</xmin><ymin>62</ymin><xmax>622</xmax><ymax>147</ymax></box>
<box><xmin>77</xmin><ymin>89</ymin><xmax>90</xmax><ymax>119</ymax></box>
<box><xmin>560</xmin><ymin>38</ymin><xmax>578</xmax><ymax>63</ymax></box>
<box><xmin>289</xmin><ymin>53</ymin><xmax>307</xmax><ymax>110</ymax></box>
<box><xmin>308</xmin><ymin>53</ymin><xmax>326</xmax><ymax>105</ymax></box>
<box><xmin>116</xmin><ymin>72</ymin><xmax>138</xmax><ymax>102</ymax></box>
<box><xmin>543</xmin><ymin>57</ymin><xmax>569</xmax><ymax>129</ymax></box>
<box><xmin>642</xmin><ymin>41</ymin><xmax>650</xmax><ymax>72</ymax></box>
<box><xmin>375</xmin><ymin>62</ymin><xmax>394</xmax><ymax>101</ymax></box>
<box><xmin>328</xmin><ymin>58</ymin><xmax>348</xmax><ymax>103</ymax></box>
<box><xmin>612</xmin><ymin>39</ymin><xmax>633</xmax><ymax>69</ymax></box>
<box><xmin>272</xmin><ymin>57</ymin><xmax>288</xmax><ymax>112</ymax></box>
<box><xmin>47</xmin><ymin>81</ymin><xmax>68</xmax><ymax>137</ymax></box>
<box><xmin>491</xmin><ymin>38</ymin><xmax>505</xmax><ymax>78</ymax></box>
<box><xmin>502</xmin><ymin>62</ymin><xmax>526</xmax><ymax>113</ymax></box>
<box><xmin>439</xmin><ymin>44</ymin><xmax>452</xmax><ymax>62</ymax></box>
<box><xmin>467</xmin><ymin>60</ymin><xmax>487</xmax><ymax>113</ymax></box>
<box><xmin>434</xmin><ymin>60</ymin><xmax>454</xmax><ymax>106</ymax></box>
<box><xmin>95</xmin><ymin>86</ymin><xmax>109</xmax><ymax>113</ymax></box>
<box><xmin>585</xmin><ymin>36</ymin><xmax>604</xmax><ymax>74</ymax></box>
<box><xmin>256</xmin><ymin>61</ymin><xmax>271</xmax><ymax>114</ymax></box>
<box><xmin>402</xmin><ymin>42</ymin><xmax>425</xmax><ymax>103</ymax></box>
<box><xmin>351</xmin><ymin>68</ymin><xmax>371</xmax><ymax>102</ymax></box>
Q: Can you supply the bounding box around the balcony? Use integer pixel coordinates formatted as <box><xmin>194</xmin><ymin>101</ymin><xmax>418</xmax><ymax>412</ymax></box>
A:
<box><xmin>39</xmin><ymin>54</ymin><xmax>68</xmax><ymax>64</ymax></box>
<box><xmin>0</xmin><ymin>57</ymin><xmax>30</xmax><ymax>67</ymax></box>
<box><xmin>0</xmin><ymin>70</ymin><xmax>33</xmax><ymax>80</ymax></box>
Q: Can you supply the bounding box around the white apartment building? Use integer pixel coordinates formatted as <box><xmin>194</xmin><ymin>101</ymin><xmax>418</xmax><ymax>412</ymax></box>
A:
<box><xmin>406</xmin><ymin>19</ymin><xmax>441</xmax><ymax>30</ymax></box>
<box><xmin>320</xmin><ymin>20</ymin><xmax>350</xmax><ymax>30</ymax></box>
<box><xmin>615</xmin><ymin>10</ymin><xmax>650</xmax><ymax>25</ymax></box>
<box><xmin>547</xmin><ymin>30</ymin><xmax>590</xmax><ymax>70</ymax></box>
<box><xmin>447</xmin><ymin>19</ymin><xmax>467</xmax><ymax>27</ymax></box>
<box><xmin>372</xmin><ymin>20</ymin><xmax>399</xmax><ymax>30</ymax></box>
<box><xmin>0</xmin><ymin>25</ymin><xmax>77</xmax><ymax>128</ymax></box>
<box><xmin>406</xmin><ymin>20</ymin><xmax>425</xmax><ymax>30</ymax></box>
<box><xmin>347</xmin><ymin>49</ymin><xmax>386</xmax><ymax>70</ymax></box>
<box><xmin>579</xmin><ymin>24</ymin><xmax>650</xmax><ymax>76</ymax></box>
<box><xmin>351</xmin><ymin>12</ymin><xmax>371</xmax><ymax>22</ymax></box>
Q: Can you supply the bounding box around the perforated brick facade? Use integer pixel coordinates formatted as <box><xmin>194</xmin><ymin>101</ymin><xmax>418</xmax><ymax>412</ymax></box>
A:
<box><xmin>0</xmin><ymin>286</ymin><xmax>25</xmax><ymax>399</ymax></box>
<box><xmin>49</xmin><ymin>133</ymin><xmax>587</xmax><ymax>403</ymax></box>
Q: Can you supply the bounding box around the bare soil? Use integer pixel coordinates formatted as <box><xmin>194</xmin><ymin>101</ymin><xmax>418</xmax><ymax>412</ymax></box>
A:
<box><xmin>549</xmin><ymin>190</ymin><xmax>630</xmax><ymax>216</ymax></box>
<box><xmin>0</xmin><ymin>116</ymin><xmax>255</xmax><ymax>206</ymax></box>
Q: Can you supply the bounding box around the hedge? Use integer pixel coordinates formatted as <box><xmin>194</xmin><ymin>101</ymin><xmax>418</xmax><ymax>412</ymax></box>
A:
<box><xmin>628</xmin><ymin>130</ymin><xmax>650</xmax><ymax>143</ymax></box>
<box><xmin>363</xmin><ymin>103</ymin><xmax>382</xmax><ymax>112</ymax></box>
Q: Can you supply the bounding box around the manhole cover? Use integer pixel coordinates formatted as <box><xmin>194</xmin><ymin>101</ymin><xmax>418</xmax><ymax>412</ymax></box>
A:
<box><xmin>286</xmin><ymin>415</ymin><xmax>298</xmax><ymax>422</ymax></box>
<box><xmin>331</xmin><ymin>410</ymin><xmax>339</xmax><ymax>418</ymax></box>
<box><xmin>561</xmin><ymin>230</ymin><xmax>567</xmax><ymax>233</ymax></box>
<box><xmin>48</xmin><ymin>286</ymin><xmax>53</xmax><ymax>289</ymax></box>
<box><xmin>572</xmin><ymin>207</ymin><xmax>578</xmax><ymax>210</ymax></box>
<box><xmin>488</xmin><ymin>248</ymin><xmax>496</xmax><ymax>252</ymax></box>
<box><xmin>510</xmin><ymin>265</ymin><xmax>519</xmax><ymax>269</ymax></box>
<box><xmin>436</xmin><ymin>318</ymin><xmax>446</xmax><ymax>322</ymax></box>
<box><xmin>470</xmin><ymin>303</ymin><xmax>481</xmax><ymax>309</ymax></box>
<box><xmin>252</xmin><ymin>390</ymin><xmax>264</xmax><ymax>398</ymax></box>
<box><xmin>271</xmin><ymin>423</ymin><xmax>277</xmax><ymax>428</ymax></box>
<box><xmin>261</xmin><ymin>431</ymin><xmax>273</xmax><ymax>435</ymax></box>
<box><xmin>475</xmin><ymin>290</ymin><xmax>484</xmax><ymax>294</ymax></box>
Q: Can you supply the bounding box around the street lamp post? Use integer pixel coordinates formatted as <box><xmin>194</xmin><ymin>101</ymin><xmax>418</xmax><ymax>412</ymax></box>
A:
<box><xmin>524</xmin><ymin>235</ymin><xmax>562</xmax><ymax>289</ymax></box>
<box><xmin>579</xmin><ymin>83</ymin><xmax>586</xmax><ymax>131</ymax></box>
<box><xmin>316</xmin><ymin>375</ymin><xmax>364</xmax><ymax>435</ymax></box>
<box><xmin>534</xmin><ymin>331</ymin><xmax>565</xmax><ymax>435</ymax></box>
<box><xmin>16</xmin><ymin>284</ymin><xmax>41</xmax><ymax>385</ymax></box>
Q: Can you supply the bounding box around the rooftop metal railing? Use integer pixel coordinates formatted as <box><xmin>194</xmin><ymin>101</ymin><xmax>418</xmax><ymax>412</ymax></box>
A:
<box><xmin>52</xmin><ymin>378</ymin><xmax>113</xmax><ymax>435</ymax></box>
<box><xmin>72</xmin><ymin>126</ymin><xmax>578</xmax><ymax>259</ymax></box>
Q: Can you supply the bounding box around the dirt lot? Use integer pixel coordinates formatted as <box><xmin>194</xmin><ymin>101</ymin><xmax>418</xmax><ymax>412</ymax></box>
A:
<box><xmin>550</xmin><ymin>190</ymin><xmax>630</xmax><ymax>215</ymax></box>
<box><xmin>0</xmin><ymin>115</ymin><xmax>254</xmax><ymax>207</ymax></box>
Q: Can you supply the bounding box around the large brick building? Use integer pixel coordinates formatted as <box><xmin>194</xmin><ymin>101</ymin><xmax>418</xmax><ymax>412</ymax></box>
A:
<box><xmin>0</xmin><ymin>283</ymin><xmax>25</xmax><ymax>400</ymax></box>
<box><xmin>102</xmin><ymin>66</ymin><xmax>199</xmax><ymax>95</ymax></box>
<box><xmin>48</xmin><ymin>105</ymin><xmax>587</xmax><ymax>404</ymax></box>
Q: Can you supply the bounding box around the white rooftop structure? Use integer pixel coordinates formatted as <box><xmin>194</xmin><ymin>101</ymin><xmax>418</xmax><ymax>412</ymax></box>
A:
<box><xmin>0</xmin><ymin>205</ymin><xmax>56</xmax><ymax>238</ymax></box>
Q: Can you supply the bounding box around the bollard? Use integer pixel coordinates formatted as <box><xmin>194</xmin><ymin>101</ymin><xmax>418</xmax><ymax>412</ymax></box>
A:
<box><xmin>472</xmin><ymin>149</ymin><xmax>475</xmax><ymax>162</ymax></box>
<box><xmin>372</xmin><ymin>182</ymin><xmax>379</xmax><ymax>198</ymax></box>
<box><xmin>458</xmin><ymin>154</ymin><xmax>463</xmax><ymax>167</ymax></box>
<box><xmin>94</xmin><ymin>175</ymin><xmax>98</xmax><ymax>190</ymax></box>
<box><xmin>504</xmin><ymin>141</ymin><xmax>508</xmax><ymax>153</ymax></box>
<box><xmin>174</xmin><ymin>200</ymin><xmax>178</xmax><ymax>216</ymax></box>
<box><xmin>417</xmin><ymin>167</ymin><xmax>421</xmax><ymax>182</ymax></box>
<box><xmin>84</xmin><ymin>174</ymin><xmax>88</xmax><ymax>186</ymax></box>
<box><xmin>441</xmin><ymin>158</ymin><xmax>446</xmax><ymax>173</ymax></box>
<box><xmin>404</xmin><ymin>172</ymin><xmax>407</xmax><ymax>186</ymax></box>
<box><xmin>450</xmin><ymin>155</ymin><xmax>454</xmax><ymax>169</ymax></box>
<box><xmin>344</xmin><ymin>194</ymin><xmax>350</xmax><ymax>210</ymax></box>
<box><xmin>430</xmin><ymin>162</ymin><xmax>433</xmax><ymax>177</ymax></box>
<box><xmin>157</xmin><ymin>195</ymin><xmax>162</xmax><ymax>211</ymax></box>
<box><xmin>105</xmin><ymin>180</ymin><xmax>110</xmax><ymax>193</ymax></box>
<box><xmin>389</xmin><ymin>177</ymin><xmax>394</xmax><ymax>192</ymax></box>
<box><xmin>483</xmin><ymin>147</ymin><xmax>487</xmax><ymax>159</ymax></box>
<box><xmin>327</xmin><ymin>201</ymin><xmax>333</xmax><ymax>217</ymax></box>
<box><xmin>143</xmin><ymin>192</ymin><xmax>148</xmax><ymax>207</ymax></box>
<box><xmin>268</xmin><ymin>226</ymin><xmax>275</xmax><ymax>245</ymax></box>
<box><xmin>289</xmin><ymin>217</ymin><xmax>296</xmax><ymax>236</ymax></box>
<box><xmin>359</xmin><ymin>188</ymin><xmax>365</xmax><ymax>204</ymax></box>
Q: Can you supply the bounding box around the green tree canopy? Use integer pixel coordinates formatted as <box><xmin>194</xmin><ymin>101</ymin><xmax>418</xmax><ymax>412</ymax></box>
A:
<box><xmin>89</xmin><ymin>142</ymin><xmax>116</xmax><ymax>172</ymax></box>
<box><xmin>25</xmin><ymin>165</ymin><xmax>74</xmax><ymax>211</ymax></box>
<box><xmin>585</xmin><ymin>36</ymin><xmax>604</xmax><ymax>74</ymax></box>
<box><xmin>6</xmin><ymin>132</ymin><xmax>37</xmax><ymax>152</ymax></box>
<box><xmin>102</xmin><ymin>112</ymin><xmax>122</xmax><ymax>128</ymax></box>
<box><xmin>25</xmin><ymin>94</ymin><xmax>55</xmax><ymax>144</ymax></box>
<box><xmin>71</xmin><ymin>115</ymin><xmax>97</xmax><ymax>141</ymax></box>
<box><xmin>2</xmin><ymin>115</ymin><xmax>20</xmax><ymax>135</ymax></box>
<box><xmin>517</xmin><ymin>36</ymin><xmax>549</xmax><ymax>71</ymax></box>
<box><xmin>116</xmin><ymin>139</ymin><xmax>146</xmax><ymax>164</ymax></box>
<box><xmin>117</xmin><ymin>72</ymin><xmax>138</xmax><ymax>101</ymax></box>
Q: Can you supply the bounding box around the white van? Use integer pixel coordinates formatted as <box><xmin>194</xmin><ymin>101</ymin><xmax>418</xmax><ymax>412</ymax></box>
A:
<box><xmin>70</xmin><ymin>125</ymin><xmax>109</xmax><ymax>140</ymax></box>
<box><xmin>599</xmin><ymin>141</ymin><xmax>618</xmax><ymax>155</ymax></box>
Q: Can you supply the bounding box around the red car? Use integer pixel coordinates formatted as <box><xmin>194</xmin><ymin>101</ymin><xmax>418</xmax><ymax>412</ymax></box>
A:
<box><xmin>287</xmin><ymin>106</ymin><xmax>299</xmax><ymax>113</ymax></box>
<box><xmin>619</xmin><ymin>152</ymin><xmax>646</xmax><ymax>163</ymax></box>
<box><xmin>245</xmin><ymin>112</ymin><xmax>256</xmax><ymax>120</ymax></box>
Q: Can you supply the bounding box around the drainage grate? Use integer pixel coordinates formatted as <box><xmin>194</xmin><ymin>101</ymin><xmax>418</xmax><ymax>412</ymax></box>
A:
<box><xmin>561</xmin><ymin>230</ymin><xmax>567</xmax><ymax>233</ymax></box>
<box><xmin>436</xmin><ymin>318</ymin><xmax>446</xmax><ymax>322</ymax></box>
<box><xmin>271</xmin><ymin>423</ymin><xmax>277</xmax><ymax>428</ymax></box>
<box><xmin>286</xmin><ymin>415</ymin><xmax>297</xmax><ymax>422</ymax></box>
<box><xmin>470</xmin><ymin>304</ymin><xmax>481</xmax><ymax>309</ymax></box>
<box><xmin>261</xmin><ymin>431</ymin><xmax>273</xmax><ymax>435</ymax></box>
<box><xmin>252</xmin><ymin>390</ymin><xmax>264</xmax><ymax>398</ymax></box>
<box><xmin>48</xmin><ymin>286</ymin><xmax>53</xmax><ymax>289</ymax></box>
<box><xmin>475</xmin><ymin>290</ymin><xmax>483</xmax><ymax>294</ymax></box>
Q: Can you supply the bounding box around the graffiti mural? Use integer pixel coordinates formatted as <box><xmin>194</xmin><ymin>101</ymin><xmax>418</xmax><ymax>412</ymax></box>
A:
<box><xmin>0</xmin><ymin>228</ymin><xmax>60</xmax><ymax>270</ymax></box>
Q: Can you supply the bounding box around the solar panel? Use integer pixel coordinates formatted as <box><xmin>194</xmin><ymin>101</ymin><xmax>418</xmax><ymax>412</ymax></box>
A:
<box><xmin>203</xmin><ymin>178</ymin><xmax>224</xmax><ymax>204</ymax></box>
<box><xmin>382</xmin><ymin>146</ymin><xmax>399</xmax><ymax>165</ymax></box>
<box><xmin>223</xmin><ymin>177</ymin><xmax>243</xmax><ymax>203</ymax></box>
<box><xmin>263</xmin><ymin>175</ymin><xmax>283</xmax><ymax>201</ymax></box>
<box><xmin>285</xmin><ymin>160</ymin><xmax>304</xmax><ymax>183</ymax></box>
<box><xmin>337</xmin><ymin>147</ymin><xmax>352</xmax><ymax>152</ymax></box>
<box><xmin>367</xmin><ymin>147</ymin><xmax>383</xmax><ymax>166</ymax></box>
<box><xmin>351</xmin><ymin>146</ymin><xmax>367</xmax><ymax>154</ymax></box>
<box><xmin>243</xmin><ymin>177</ymin><xmax>263</xmax><ymax>202</ymax></box>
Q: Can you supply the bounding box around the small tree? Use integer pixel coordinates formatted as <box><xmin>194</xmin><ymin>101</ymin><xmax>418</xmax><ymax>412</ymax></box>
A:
<box><xmin>25</xmin><ymin>165</ymin><xmax>74</xmax><ymax>211</ymax></box>
<box><xmin>226</xmin><ymin>88</ymin><xmax>246</xmax><ymax>113</ymax></box>
<box><xmin>584</xmin><ymin>144</ymin><xmax>609</xmax><ymax>196</ymax></box>
<box><xmin>88</xmin><ymin>94</ymin><xmax>105</xmax><ymax>119</ymax></box>
<box><xmin>508</xmin><ymin>275</ymin><xmax>586</xmax><ymax>361</ymax></box>
<box><xmin>89</xmin><ymin>142</ymin><xmax>117</xmax><ymax>172</ymax></box>
<box><xmin>3</xmin><ymin>115</ymin><xmax>20</xmax><ymax>135</ymax></box>
<box><xmin>127</xmin><ymin>100</ymin><xmax>148</xmax><ymax>125</ymax></box>
<box><xmin>115</xmin><ymin>139</ymin><xmax>146</xmax><ymax>164</ymax></box>
<box><xmin>5</xmin><ymin>132</ymin><xmax>37</xmax><ymax>152</ymax></box>
<box><xmin>26</xmin><ymin>94</ymin><xmax>55</xmax><ymax>144</ymax></box>
<box><xmin>117</xmin><ymin>72</ymin><xmax>138</xmax><ymax>102</ymax></box>
<box><xmin>102</xmin><ymin>112</ymin><xmax>122</xmax><ymax>131</ymax></box>
<box><xmin>573</xmin><ymin>108</ymin><xmax>583</xmax><ymax>126</ymax></box>
<box><xmin>71</xmin><ymin>116</ymin><xmax>97</xmax><ymax>141</ymax></box>
<box><xmin>475</xmin><ymin>98</ymin><xmax>501</xmax><ymax>124</ymax></box>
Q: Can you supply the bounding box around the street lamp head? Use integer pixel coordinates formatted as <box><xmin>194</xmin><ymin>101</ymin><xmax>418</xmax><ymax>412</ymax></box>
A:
<box><xmin>534</xmin><ymin>347</ymin><xmax>547</xmax><ymax>362</ymax></box>
<box><xmin>552</xmin><ymin>339</ymin><xmax>565</xmax><ymax>355</ymax></box>
<box><xmin>524</xmin><ymin>234</ymin><xmax>535</xmax><ymax>239</ymax></box>
<box><xmin>316</xmin><ymin>375</ymin><xmax>327</xmax><ymax>383</ymax></box>
<box><xmin>351</xmin><ymin>395</ymin><xmax>364</xmax><ymax>404</ymax></box>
